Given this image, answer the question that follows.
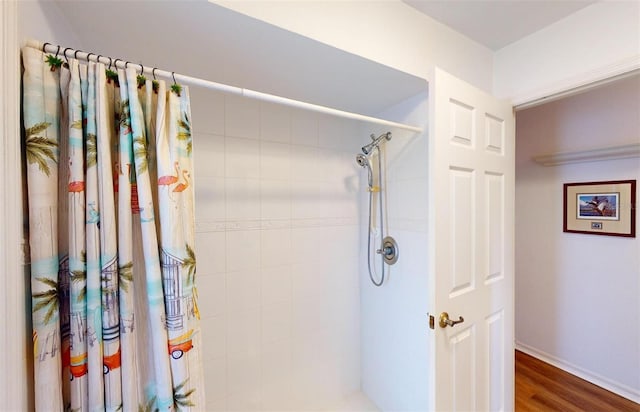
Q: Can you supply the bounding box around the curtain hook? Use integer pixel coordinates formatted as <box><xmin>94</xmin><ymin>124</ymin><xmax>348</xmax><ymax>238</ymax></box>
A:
<box><xmin>87</xmin><ymin>52</ymin><xmax>95</xmax><ymax>62</ymax></box>
<box><xmin>152</xmin><ymin>67</ymin><xmax>157</xmax><ymax>80</ymax></box>
<box><xmin>97</xmin><ymin>55</ymin><xmax>103</xmax><ymax>64</ymax></box>
<box><xmin>63</xmin><ymin>47</ymin><xmax>72</xmax><ymax>63</ymax></box>
<box><xmin>114</xmin><ymin>58</ymin><xmax>121</xmax><ymax>69</ymax></box>
<box><xmin>108</xmin><ymin>57</ymin><xmax>113</xmax><ymax>70</ymax></box>
<box><xmin>170</xmin><ymin>71</ymin><xmax>181</xmax><ymax>96</ymax></box>
<box><xmin>140</xmin><ymin>63</ymin><xmax>145</xmax><ymax>75</ymax></box>
<box><xmin>55</xmin><ymin>45</ymin><xmax>61</xmax><ymax>58</ymax></box>
<box><xmin>42</xmin><ymin>42</ymin><xmax>51</xmax><ymax>53</ymax></box>
<box><xmin>125</xmin><ymin>61</ymin><xmax>130</xmax><ymax>69</ymax></box>
<box><xmin>74</xmin><ymin>50</ymin><xmax>81</xmax><ymax>60</ymax></box>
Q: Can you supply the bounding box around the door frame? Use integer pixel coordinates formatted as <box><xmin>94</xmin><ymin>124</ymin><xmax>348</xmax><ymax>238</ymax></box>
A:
<box><xmin>0</xmin><ymin>1</ymin><xmax>29</xmax><ymax>410</ymax></box>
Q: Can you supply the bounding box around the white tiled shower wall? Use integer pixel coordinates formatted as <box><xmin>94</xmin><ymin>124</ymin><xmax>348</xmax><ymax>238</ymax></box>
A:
<box><xmin>360</xmin><ymin>93</ymin><xmax>430</xmax><ymax>411</ymax></box>
<box><xmin>190</xmin><ymin>88</ymin><xmax>367</xmax><ymax>411</ymax></box>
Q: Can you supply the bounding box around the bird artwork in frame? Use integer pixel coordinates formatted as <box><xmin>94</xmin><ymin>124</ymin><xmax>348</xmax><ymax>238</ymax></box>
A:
<box><xmin>577</xmin><ymin>193</ymin><xmax>619</xmax><ymax>220</ymax></box>
<box><xmin>563</xmin><ymin>180</ymin><xmax>636</xmax><ymax>237</ymax></box>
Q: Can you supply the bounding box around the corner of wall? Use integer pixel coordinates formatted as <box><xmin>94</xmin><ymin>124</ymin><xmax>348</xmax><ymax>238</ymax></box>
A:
<box><xmin>1</xmin><ymin>1</ymin><xmax>30</xmax><ymax>410</ymax></box>
<box><xmin>516</xmin><ymin>342</ymin><xmax>640</xmax><ymax>404</ymax></box>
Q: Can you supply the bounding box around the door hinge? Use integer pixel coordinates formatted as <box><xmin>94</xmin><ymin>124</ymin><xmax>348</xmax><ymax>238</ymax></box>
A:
<box><xmin>428</xmin><ymin>314</ymin><xmax>435</xmax><ymax>330</ymax></box>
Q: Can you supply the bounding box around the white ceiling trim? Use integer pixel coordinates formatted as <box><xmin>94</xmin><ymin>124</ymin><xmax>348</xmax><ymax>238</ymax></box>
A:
<box><xmin>513</xmin><ymin>56</ymin><xmax>640</xmax><ymax>110</ymax></box>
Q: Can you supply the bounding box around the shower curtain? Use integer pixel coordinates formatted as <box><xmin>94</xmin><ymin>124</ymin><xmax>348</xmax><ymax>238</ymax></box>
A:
<box><xmin>23</xmin><ymin>45</ymin><xmax>204</xmax><ymax>411</ymax></box>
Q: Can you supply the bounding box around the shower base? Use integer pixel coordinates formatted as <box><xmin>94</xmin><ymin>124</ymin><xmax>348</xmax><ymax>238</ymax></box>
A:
<box><xmin>208</xmin><ymin>390</ymin><xmax>379</xmax><ymax>411</ymax></box>
<box><xmin>325</xmin><ymin>391</ymin><xmax>379</xmax><ymax>411</ymax></box>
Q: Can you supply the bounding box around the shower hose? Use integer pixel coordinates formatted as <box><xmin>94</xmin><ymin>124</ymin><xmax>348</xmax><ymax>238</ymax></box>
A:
<box><xmin>366</xmin><ymin>146</ymin><xmax>386</xmax><ymax>287</ymax></box>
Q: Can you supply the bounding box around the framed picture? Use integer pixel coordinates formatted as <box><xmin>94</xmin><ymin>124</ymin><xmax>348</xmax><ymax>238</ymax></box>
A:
<box><xmin>563</xmin><ymin>180</ymin><xmax>636</xmax><ymax>237</ymax></box>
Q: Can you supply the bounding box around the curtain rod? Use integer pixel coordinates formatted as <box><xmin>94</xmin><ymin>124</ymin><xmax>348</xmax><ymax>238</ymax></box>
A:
<box><xmin>32</xmin><ymin>41</ymin><xmax>423</xmax><ymax>134</ymax></box>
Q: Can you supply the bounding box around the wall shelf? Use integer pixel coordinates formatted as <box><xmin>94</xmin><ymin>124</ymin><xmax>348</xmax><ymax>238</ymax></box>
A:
<box><xmin>532</xmin><ymin>143</ymin><xmax>640</xmax><ymax>166</ymax></box>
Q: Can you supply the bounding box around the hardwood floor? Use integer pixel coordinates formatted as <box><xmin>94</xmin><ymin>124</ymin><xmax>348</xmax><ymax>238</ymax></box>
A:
<box><xmin>515</xmin><ymin>350</ymin><xmax>640</xmax><ymax>411</ymax></box>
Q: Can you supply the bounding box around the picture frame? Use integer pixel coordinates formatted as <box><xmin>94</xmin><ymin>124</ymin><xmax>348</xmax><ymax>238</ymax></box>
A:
<box><xmin>563</xmin><ymin>180</ymin><xmax>636</xmax><ymax>237</ymax></box>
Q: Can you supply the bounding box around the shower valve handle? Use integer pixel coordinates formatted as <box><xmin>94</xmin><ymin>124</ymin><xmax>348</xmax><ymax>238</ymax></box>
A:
<box><xmin>376</xmin><ymin>237</ymin><xmax>399</xmax><ymax>265</ymax></box>
<box><xmin>376</xmin><ymin>246</ymin><xmax>393</xmax><ymax>256</ymax></box>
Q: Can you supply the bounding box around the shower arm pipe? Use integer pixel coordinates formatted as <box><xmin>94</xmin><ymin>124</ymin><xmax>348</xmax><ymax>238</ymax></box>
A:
<box><xmin>34</xmin><ymin>40</ymin><xmax>424</xmax><ymax>134</ymax></box>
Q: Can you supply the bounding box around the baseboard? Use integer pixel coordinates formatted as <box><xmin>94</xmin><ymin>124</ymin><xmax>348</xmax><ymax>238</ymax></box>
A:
<box><xmin>515</xmin><ymin>341</ymin><xmax>640</xmax><ymax>404</ymax></box>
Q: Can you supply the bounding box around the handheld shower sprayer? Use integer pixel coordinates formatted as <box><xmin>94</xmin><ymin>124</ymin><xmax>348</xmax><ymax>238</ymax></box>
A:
<box><xmin>356</xmin><ymin>154</ymin><xmax>373</xmax><ymax>188</ymax></box>
<box><xmin>357</xmin><ymin>132</ymin><xmax>392</xmax><ymax>188</ymax></box>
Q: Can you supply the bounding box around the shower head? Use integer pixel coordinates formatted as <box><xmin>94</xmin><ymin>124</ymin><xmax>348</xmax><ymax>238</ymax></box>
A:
<box><xmin>356</xmin><ymin>153</ymin><xmax>374</xmax><ymax>187</ymax></box>
<box><xmin>361</xmin><ymin>132</ymin><xmax>392</xmax><ymax>155</ymax></box>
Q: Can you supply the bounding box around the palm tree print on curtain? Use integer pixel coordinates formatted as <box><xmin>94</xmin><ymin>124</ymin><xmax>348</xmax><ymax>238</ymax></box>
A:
<box><xmin>156</xmin><ymin>80</ymin><xmax>205</xmax><ymax>409</ymax></box>
<box><xmin>32</xmin><ymin>277</ymin><xmax>60</xmax><ymax>326</ymax></box>
<box><xmin>22</xmin><ymin>44</ymin><xmax>205</xmax><ymax>411</ymax></box>
<box><xmin>24</xmin><ymin>122</ymin><xmax>57</xmax><ymax>176</ymax></box>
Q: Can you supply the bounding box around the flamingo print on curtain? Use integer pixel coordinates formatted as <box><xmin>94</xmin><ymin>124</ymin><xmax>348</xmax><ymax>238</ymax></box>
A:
<box><xmin>22</xmin><ymin>44</ymin><xmax>205</xmax><ymax>411</ymax></box>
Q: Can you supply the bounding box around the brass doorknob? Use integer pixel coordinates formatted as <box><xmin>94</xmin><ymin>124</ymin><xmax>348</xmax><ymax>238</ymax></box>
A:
<box><xmin>439</xmin><ymin>312</ymin><xmax>464</xmax><ymax>328</ymax></box>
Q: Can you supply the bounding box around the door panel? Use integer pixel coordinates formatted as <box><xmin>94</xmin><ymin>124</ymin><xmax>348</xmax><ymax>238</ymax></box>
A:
<box><xmin>450</xmin><ymin>99</ymin><xmax>475</xmax><ymax>147</ymax></box>
<box><xmin>451</xmin><ymin>325</ymin><xmax>476</xmax><ymax>411</ymax></box>
<box><xmin>486</xmin><ymin>172</ymin><xmax>504</xmax><ymax>284</ymax></box>
<box><xmin>449</xmin><ymin>167</ymin><xmax>476</xmax><ymax>296</ymax></box>
<box><xmin>487</xmin><ymin>310</ymin><xmax>505</xmax><ymax>411</ymax></box>
<box><xmin>430</xmin><ymin>67</ymin><xmax>514</xmax><ymax>412</ymax></box>
<box><xmin>485</xmin><ymin>113</ymin><xmax>505</xmax><ymax>154</ymax></box>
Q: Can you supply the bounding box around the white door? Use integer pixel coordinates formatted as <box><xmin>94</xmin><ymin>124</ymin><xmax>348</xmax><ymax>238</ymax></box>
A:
<box><xmin>428</xmin><ymin>67</ymin><xmax>515</xmax><ymax>411</ymax></box>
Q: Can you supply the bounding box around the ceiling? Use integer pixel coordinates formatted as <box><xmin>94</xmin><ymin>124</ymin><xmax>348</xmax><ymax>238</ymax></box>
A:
<box><xmin>403</xmin><ymin>0</ymin><xmax>597</xmax><ymax>50</ymax></box>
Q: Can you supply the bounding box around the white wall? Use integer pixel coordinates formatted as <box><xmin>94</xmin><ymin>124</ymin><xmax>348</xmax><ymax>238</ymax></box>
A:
<box><xmin>495</xmin><ymin>1</ymin><xmax>640</xmax><ymax>104</ymax></box>
<box><xmin>213</xmin><ymin>0</ymin><xmax>494</xmax><ymax>93</ymax></box>
<box><xmin>191</xmin><ymin>87</ymin><xmax>369</xmax><ymax>411</ymax></box>
<box><xmin>360</xmin><ymin>93</ymin><xmax>430</xmax><ymax>411</ymax></box>
<box><xmin>515</xmin><ymin>75</ymin><xmax>640</xmax><ymax>401</ymax></box>
<box><xmin>0</xmin><ymin>2</ymin><xmax>23</xmax><ymax>411</ymax></box>
<box><xmin>18</xmin><ymin>1</ymin><xmax>83</xmax><ymax>49</ymax></box>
